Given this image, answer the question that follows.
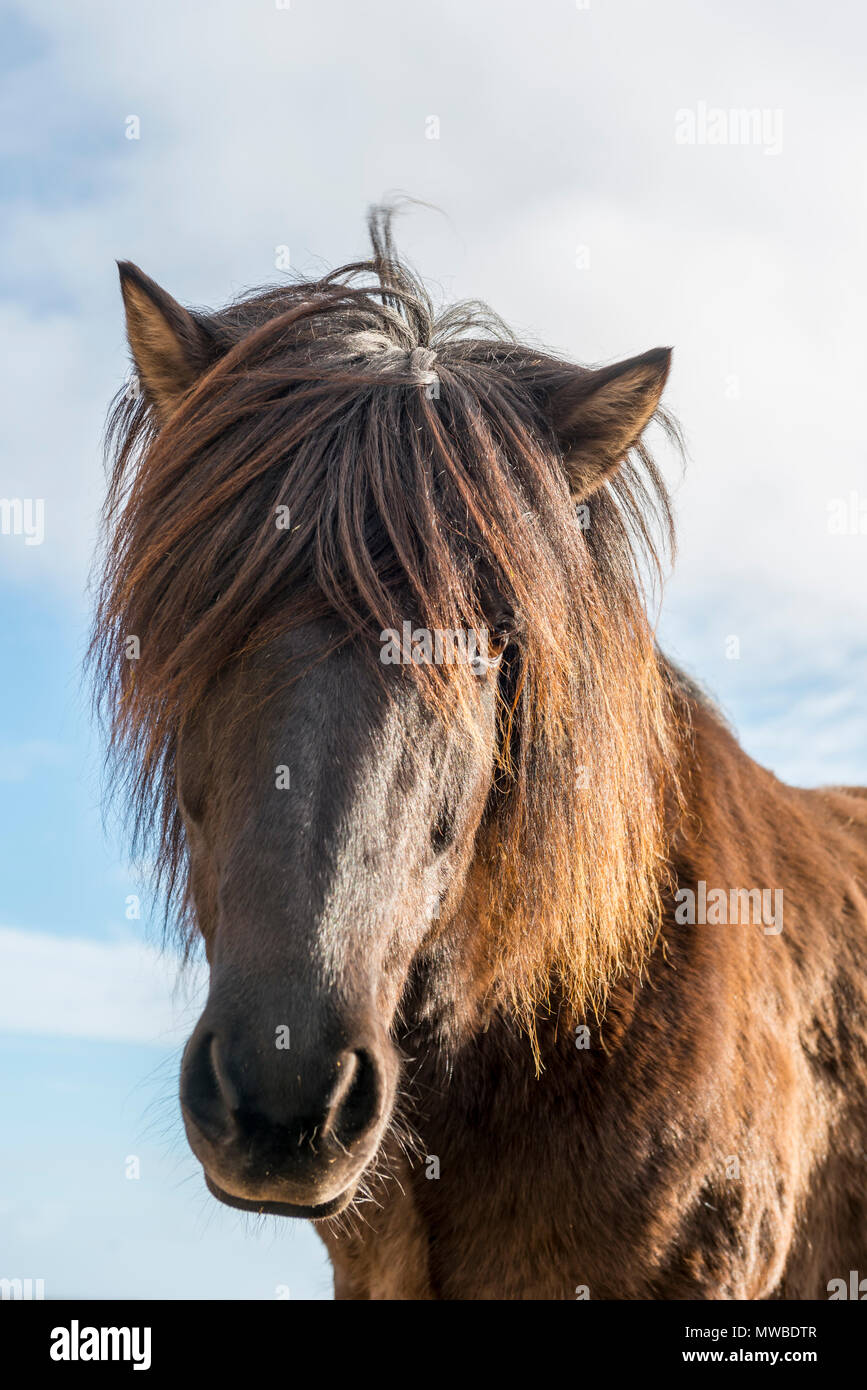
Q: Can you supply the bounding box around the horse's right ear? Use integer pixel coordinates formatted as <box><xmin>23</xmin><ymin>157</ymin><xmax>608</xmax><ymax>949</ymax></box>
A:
<box><xmin>118</xmin><ymin>262</ymin><xmax>218</xmax><ymax>422</ymax></box>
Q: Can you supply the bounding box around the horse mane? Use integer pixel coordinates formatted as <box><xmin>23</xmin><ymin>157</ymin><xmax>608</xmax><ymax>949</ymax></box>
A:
<box><xmin>90</xmin><ymin>208</ymin><xmax>685</xmax><ymax>1045</ymax></box>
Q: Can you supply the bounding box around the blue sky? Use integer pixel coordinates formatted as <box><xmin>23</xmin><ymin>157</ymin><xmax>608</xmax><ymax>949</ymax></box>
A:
<box><xmin>2</xmin><ymin>0</ymin><xmax>866</xmax><ymax>1298</ymax></box>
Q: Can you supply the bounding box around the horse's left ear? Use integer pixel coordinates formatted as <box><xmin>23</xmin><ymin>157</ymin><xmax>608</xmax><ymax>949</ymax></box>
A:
<box><xmin>118</xmin><ymin>261</ymin><xmax>219</xmax><ymax>422</ymax></box>
<box><xmin>547</xmin><ymin>347</ymin><xmax>672</xmax><ymax>499</ymax></box>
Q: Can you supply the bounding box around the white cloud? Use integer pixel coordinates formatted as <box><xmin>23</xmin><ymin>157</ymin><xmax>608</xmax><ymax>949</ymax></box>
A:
<box><xmin>0</xmin><ymin>926</ymin><xmax>207</xmax><ymax>1045</ymax></box>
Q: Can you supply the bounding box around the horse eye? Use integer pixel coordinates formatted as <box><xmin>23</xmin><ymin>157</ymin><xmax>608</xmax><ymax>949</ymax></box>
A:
<box><xmin>490</xmin><ymin>604</ymin><xmax>522</xmax><ymax>645</ymax></box>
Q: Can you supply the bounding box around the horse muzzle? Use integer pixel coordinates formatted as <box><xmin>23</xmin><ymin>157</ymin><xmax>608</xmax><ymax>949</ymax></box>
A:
<box><xmin>180</xmin><ymin>1015</ymin><xmax>397</xmax><ymax>1217</ymax></box>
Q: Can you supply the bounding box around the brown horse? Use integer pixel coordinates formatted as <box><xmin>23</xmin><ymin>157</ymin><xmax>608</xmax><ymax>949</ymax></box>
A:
<box><xmin>91</xmin><ymin>211</ymin><xmax>867</xmax><ymax>1299</ymax></box>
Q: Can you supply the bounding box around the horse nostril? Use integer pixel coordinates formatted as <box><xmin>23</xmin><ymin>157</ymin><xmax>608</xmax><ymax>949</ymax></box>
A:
<box><xmin>326</xmin><ymin>1048</ymin><xmax>384</xmax><ymax>1145</ymax></box>
<box><xmin>182</xmin><ymin>1030</ymin><xmax>237</xmax><ymax>1141</ymax></box>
